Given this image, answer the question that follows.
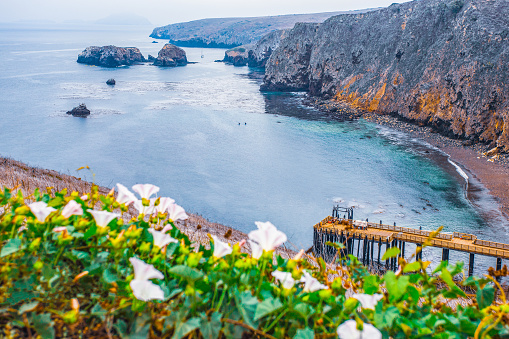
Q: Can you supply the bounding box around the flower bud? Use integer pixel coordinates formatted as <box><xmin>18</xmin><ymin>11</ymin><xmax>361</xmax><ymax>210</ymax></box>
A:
<box><xmin>318</xmin><ymin>289</ymin><xmax>332</xmax><ymax>299</ymax></box>
<box><xmin>344</xmin><ymin>297</ymin><xmax>360</xmax><ymax>313</ymax></box>
<box><xmin>33</xmin><ymin>260</ymin><xmax>43</xmax><ymax>270</ymax></box>
<box><xmin>62</xmin><ymin>310</ymin><xmax>79</xmax><ymax>324</ymax></box>
<box><xmin>139</xmin><ymin>242</ymin><xmax>151</xmax><ymax>253</ymax></box>
<box><xmin>14</xmin><ymin>205</ymin><xmax>30</xmax><ymax>215</ymax></box>
<box><xmin>29</xmin><ymin>238</ymin><xmax>42</xmax><ymax>252</ymax></box>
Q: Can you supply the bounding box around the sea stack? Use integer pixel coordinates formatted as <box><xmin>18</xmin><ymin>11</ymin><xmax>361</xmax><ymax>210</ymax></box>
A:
<box><xmin>153</xmin><ymin>44</ymin><xmax>188</xmax><ymax>67</ymax></box>
<box><xmin>66</xmin><ymin>104</ymin><xmax>90</xmax><ymax>117</ymax></box>
<box><xmin>77</xmin><ymin>46</ymin><xmax>146</xmax><ymax>67</ymax></box>
<box><xmin>106</xmin><ymin>78</ymin><xmax>116</xmax><ymax>85</ymax></box>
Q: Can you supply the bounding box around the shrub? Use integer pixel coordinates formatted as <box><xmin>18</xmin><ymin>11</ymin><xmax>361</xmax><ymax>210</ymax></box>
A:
<box><xmin>0</xmin><ymin>183</ymin><xmax>508</xmax><ymax>338</ymax></box>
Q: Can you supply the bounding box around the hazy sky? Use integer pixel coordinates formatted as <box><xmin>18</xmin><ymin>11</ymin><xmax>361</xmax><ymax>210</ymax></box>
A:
<box><xmin>1</xmin><ymin>0</ymin><xmax>411</xmax><ymax>26</ymax></box>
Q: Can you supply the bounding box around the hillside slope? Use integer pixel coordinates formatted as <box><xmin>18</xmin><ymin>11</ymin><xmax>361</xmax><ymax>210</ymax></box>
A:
<box><xmin>150</xmin><ymin>10</ymin><xmax>374</xmax><ymax>48</ymax></box>
<box><xmin>262</xmin><ymin>0</ymin><xmax>509</xmax><ymax>150</ymax></box>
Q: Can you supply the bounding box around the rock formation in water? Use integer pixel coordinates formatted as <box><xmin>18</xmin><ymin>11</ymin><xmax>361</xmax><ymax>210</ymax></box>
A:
<box><xmin>66</xmin><ymin>104</ymin><xmax>90</xmax><ymax>117</ymax></box>
<box><xmin>262</xmin><ymin>0</ymin><xmax>509</xmax><ymax>150</ymax></box>
<box><xmin>222</xmin><ymin>29</ymin><xmax>290</xmax><ymax>68</ymax></box>
<box><xmin>149</xmin><ymin>10</ymin><xmax>374</xmax><ymax>48</ymax></box>
<box><xmin>153</xmin><ymin>44</ymin><xmax>187</xmax><ymax>67</ymax></box>
<box><xmin>106</xmin><ymin>78</ymin><xmax>115</xmax><ymax>85</ymax></box>
<box><xmin>77</xmin><ymin>46</ymin><xmax>146</xmax><ymax>67</ymax></box>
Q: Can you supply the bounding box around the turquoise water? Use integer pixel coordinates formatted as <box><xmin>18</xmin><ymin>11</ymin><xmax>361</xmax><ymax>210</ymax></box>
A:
<box><xmin>0</xmin><ymin>24</ymin><xmax>507</xmax><ymax>273</ymax></box>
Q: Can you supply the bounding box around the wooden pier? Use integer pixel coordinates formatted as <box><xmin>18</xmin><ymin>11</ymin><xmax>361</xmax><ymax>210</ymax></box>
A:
<box><xmin>313</xmin><ymin>211</ymin><xmax>509</xmax><ymax>276</ymax></box>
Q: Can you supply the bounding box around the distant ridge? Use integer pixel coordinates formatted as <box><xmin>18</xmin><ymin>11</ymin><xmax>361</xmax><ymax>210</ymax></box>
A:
<box><xmin>150</xmin><ymin>9</ymin><xmax>377</xmax><ymax>48</ymax></box>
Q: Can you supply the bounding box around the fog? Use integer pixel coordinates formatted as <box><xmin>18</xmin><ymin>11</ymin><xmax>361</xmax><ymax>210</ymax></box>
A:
<box><xmin>1</xmin><ymin>0</ymin><xmax>411</xmax><ymax>26</ymax></box>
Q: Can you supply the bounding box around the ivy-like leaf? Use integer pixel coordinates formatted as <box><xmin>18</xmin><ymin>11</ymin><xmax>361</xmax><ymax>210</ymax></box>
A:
<box><xmin>477</xmin><ymin>284</ymin><xmax>495</xmax><ymax>310</ymax></box>
<box><xmin>200</xmin><ymin>311</ymin><xmax>222</xmax><ymax>339</ymax></box>
<box><xmin>33</xmin><ymin>313</ymin><xmax>55</xmax><ymax>339</ymax></box>
<box><xmin>172</xmin><ymin>317</ymin><xmax>200</xmax><ymax>339</ymax></box>
<box><xmin>254</xmin><ymin>297</ymin><xmax>283</xmax><ymax>321</ymax></box>
<box><xmin>403</xmin><ymin>261</ymin><xmax>421</xmax><ymax>273</ymax></box>
<box><xmin>1</xmin><ymin>238</ymin><xmax>22</xmax><ymax>257</ymax></box>
<box><xmin>294</xmin><ymin>327</ymin><xmax>315</xmax><ymax>339</ymax></box>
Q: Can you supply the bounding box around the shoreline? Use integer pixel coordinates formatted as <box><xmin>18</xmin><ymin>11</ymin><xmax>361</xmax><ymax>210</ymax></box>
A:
<box><xmin>310</xmin><ymin>97</ymin><xmax>509</xmax><ymax>227</ymax></box>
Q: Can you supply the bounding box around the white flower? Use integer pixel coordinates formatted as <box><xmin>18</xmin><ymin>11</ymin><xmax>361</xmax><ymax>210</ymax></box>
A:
<box><xmin>248</xmin><ymin>221</ymin><xmax>287</xmax><ymax>252</ymax></box>
<box><xmin>300</xmin><ymin>270</ymin><xmax>328</xmax><ymax>292</ymax></box>
<box><xmin>352</xmin><ymin>293</ymin><xmax>384</xmax><ymax>310</ymax></box>
<box><xmin>167</xmin><ymin>203</ymin><xmax>188</xmax><ymax>221</ymax></box>
<box><xmin>52</xmin><ymin>227</ymin><xmax>67</xmax><ymax>232</ymax></box>
<box><xmin>249</xmin><ymin>240</ymin><xmax>263</xmax><ymax>259</ymax></box>
<box><xmin>132</xmin><ymin>184</ymin><xmax>160</xmax><ymax>199</ymax></box>
<box><xmin>148</xmin><ymin>228</ymin><xmax>178</xmax><ymax>248</ymax></box>
<box><xmin>337</xmin><ymin>320</ymin><xmax>381</xmax><ymax>339</ymax></box>
<box><xmin>211</xmin><ymin>235</ymin><xmax>232</xmax><ymax>258</ymax></box>
<box><xmin>88</xmin><ymin>210</ymin><xmax>120</xmax><ymax>227</ymax></box>
<box><xmin>272</xmin><ymin>271</ymin><xmax>296</xmax><ymax>289</ymax></box>
<box><xmin>29</xmin><ymin>201</ymin><xmax>56</xmax><ymax>222</ymax></box>
<box><xmin>155</xmin><ymin>197</ymin><xmax>175</xmax><ymax>214</ymax></box>
<box><xmin>61</xmin><ymin>200</ymin><xmax>83</xmax><ymax>218</ymax></box>
<box><xmin>116</xmin><ymin>183</ymin><xmax>137</xmax><ymax>205</ymax></box>
<box><xmin>161</xmin><ymin>224</ymin><xmax>173</xmax><ymax>234</ymax></box>
<box><xmin>133</xmin><ymin>200</ymin><xmax>155</xmax><ymax>215</ymax></box>
<box><xmin>129</xmin><ymin>257</ymin><xmax>165</xmax><ymax>302</ymax></box>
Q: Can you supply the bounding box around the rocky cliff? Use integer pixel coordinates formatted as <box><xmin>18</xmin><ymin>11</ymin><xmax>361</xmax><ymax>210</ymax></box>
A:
<box><xmin>262</xmin><ymin>0</ymin><xmax>509</xmax><ymax>150</ymax></box>
<box><xmin>77</xmin><ymin>46</ymin><xmax>146</xmax><ymax>67</ymax></box>
<box><xmin>150</xmin><ymin>10</ymin><xmax>373</xmax><ymax>48</ymax></box>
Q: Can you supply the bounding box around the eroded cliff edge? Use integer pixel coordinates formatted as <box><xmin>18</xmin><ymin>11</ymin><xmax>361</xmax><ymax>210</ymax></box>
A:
<box><xmin>262</xmin><ymin>0</ymin><xmax>509</xmax><ymax>150</ymax></box>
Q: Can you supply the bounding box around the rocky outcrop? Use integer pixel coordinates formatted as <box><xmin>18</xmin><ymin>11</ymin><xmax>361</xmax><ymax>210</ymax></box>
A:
<box><xmin>66</xmin><ymin>104</ymin><xmax>90</xmax><ymax>117</ymax></box>
<box><xmin>77</xmin><ymin>46</ymin><xmax>146</xmax><ymax>67</ymax></box>
<box><xmin>222</xmin><ymin>29</ymin><xmax>290</xmax><ymax>68</ymax></box>
<box><xmin>222</xmin><ymin>46</ymin><xmax>250</xmax><ymax>66</ymax></box>
<box><xmin>106</xmin><ymin>78</ymin><xmax>115</xmax><ymax>85</ymax></box>
<box><xmin>262</xmin><ymin>0</ymin><xmax>509</xmax><ymax>150</ymax></box>
<box><xmin>150</xmin><ymin>10</ymin><xmax>374</xmax><ymax>48</ymax></box>
<box><xmin>153</xmin><ymin>44</ymin><xmax>187</xmax><ymax>67</ymax></box>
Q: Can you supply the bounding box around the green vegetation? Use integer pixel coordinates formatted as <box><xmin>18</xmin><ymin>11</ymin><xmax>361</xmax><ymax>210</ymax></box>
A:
<box><xmin>1</xmin><ymin>183</ymin><xmax>509</xmax><ymax>338</ymax></box>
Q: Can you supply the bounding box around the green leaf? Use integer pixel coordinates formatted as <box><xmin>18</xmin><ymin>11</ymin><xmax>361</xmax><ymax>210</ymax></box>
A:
<box><xmin>169</xmin><ymin>265</ymin><xmax>204</xmax><ymax>282</ymax></box>
<box><xmin>294</xmin><ymin>328</ymin><xmax>314</xmax><ymax>339</ymax></box>
<box><xmin>33</xmin><ymin>313</ymin><xmax>55</xmax><ymax>339</ymax></box>
<box><xmin>18</xmin><ymin>301</ymin><xmax>39</xmax><ymax>315</ymax></box>
<box><xmin>382</xmin><ymin>246</ymin><xmax>400</xmax><ymax>260</ymax></box>
<box><xmin>47</xmin><ymin>196</ymin><xmax>64</xmax><ymax>207</ymax></box>
<box><xmin>102</xmin><ymin>267</ymin><xmax>118</xmax><ymax>283</ymax></box>
<box><xmin>254</xmin><ymin>297</ymin><xmax>283</xmax><ymax>321</ymax></box>
<box><xmin>234</xmin><ymin>289</ymin><xmax>259</xmax><ymax>328</ymax></box>
<box><xmin>1</xmin><ymin>238</ymin><xmax>22</xmax><ymax>257</ymax></box>
<box><xmin>362</xmin><ymin>275</ymin><xmax>380</xmax><ymax>294</ymax></box>
<box><xmin>200</xmin><ymin>312</ymin><xmax>222</xmax><ymax>339</ymax></box>
<box><xmin>374</xmin><ymin>306</ymin><xmax>399</xmax><ymax>329</ymax></box>
<box><xmin>172</xmin><ymin>317</ymin><xmax>201</xmax><ymax>339</ymax></box>
<box><xmin>403</xmin><ymin>261</ymin><xmax>421</xmax><ymax>273</ymax></box>
<box><xmin>294</xmin><ymin>303</ymin><xmax>315</xmax><ymax>319</ymax></box>
<box><xmin>477</xmin><ymin>284</ymin><xmax>495</xmax><ymax>310</ymax></box>
<box><xmin>384</xmin><ymin>271</ymin><xmax>409</xmax><ymax>302</ymax></box>
<box><xmin>440</xmin><ymin>268</ymin><xmax>456</xmax><ymax>289</ymax></box>
<box><xmin>71</xmin><ymin>250</ymin><xmax>90</xmax><ymax>261</ymax></box>
<box><xmin>84</xmin><ymin>223</ymin><xmax>97</xmax><ymax>241</ymax></box>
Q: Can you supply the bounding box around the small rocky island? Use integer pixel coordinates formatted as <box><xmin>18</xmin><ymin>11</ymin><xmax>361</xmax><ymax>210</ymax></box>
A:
<box><xmin>66</xmin><ymin>104</ymin><xmax>90</xmax><ymax>117</ymax></box>
<box><xmin>153</xmin><ymin>44</ymin><xmax>188</xmax><ymax>67</ymax></box>
<box><xmin>77</xmin><ymin>46</ymin><xmax>146</xmax><ymax>67</ymax></box>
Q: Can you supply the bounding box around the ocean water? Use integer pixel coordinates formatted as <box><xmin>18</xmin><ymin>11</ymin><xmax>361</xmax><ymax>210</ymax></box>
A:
<box><xmin>0</xmin><ymin>24</ymin><xmax>507</xmax><ymax>275</ymax></box>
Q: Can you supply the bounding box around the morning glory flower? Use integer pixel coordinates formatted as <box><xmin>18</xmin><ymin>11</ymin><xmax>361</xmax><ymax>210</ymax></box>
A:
<box><xmin>248</xmin><ymin>221</ymin><xmax>287</xmax><ymax>252</ymax></box>
<box><xmin>337</xmin><ymin>320</ymin><xmax>381</xmax><ymax>339</ymax></box>
<box><xmin>148</xmin><ymin>228</ymin><xmax>178</xmax><ymax>249</ymax></box>
<box><xmin>88</xmin><ymin>210</ymin><xmax>120</xmax><ymax>227</ymax></box>
<box><xmin>272</xmin><ymin>271</ymin><xmax>296</xmax><ymax>289</ymax></box>
<box><xmin>61</xmin><ymin>200</ymin><xmax>83</xmax><ymax>218</ymax></box>
<box><xmin>116</xmin><ymin>183</ymin><xmax>137</xmax><ymax>205</ymax></box>
<box><xmin>300</xmin><ymin>270</ymin><xmax>328</xmax><ymax>292</ymax></box>
<box><xmin>132</xmin><ymin>184</ymin><xmax>160</xmax><ymax>200</ymax></box>
<box><xmin>248</xmin><ymin>240</ymin><xmax>263</xmax><ymax>259</ymax></box>
<box><xmin>129</xmin><ymin>257</ymin><xmax>165</xmax><ymax>301</ymax></box>
<box><xmin>52</xmin><ymin>227</ymin><xmax>68</xmax><ymax>233</ymax></box>
<box><xmin>133</xmin><ymin>200</ymin><xmax>155</xmax><ymax>215</ymax></box>
<box><xmin>352</xmin><ymin>293</ymin><xmax>384</xmax><ymax>310</ymax></box>
<box><xmin>167</xmin><ymin>203</ymin><xmax>188</xmax><ymax>221</ymax></box>
<box><xmin>211</xmin><ymin>235</ymin><xmax>232</xmax><ymax>258</ymax></box>
<box><xmin>29</xmin><ymin>201</ymin><xmax>56</xmax><ymax>222</ymax></box>
<box><xmin>155</xmin><ymin>197</ymin><xmax>176</xmax><ymax>214</ymax></box>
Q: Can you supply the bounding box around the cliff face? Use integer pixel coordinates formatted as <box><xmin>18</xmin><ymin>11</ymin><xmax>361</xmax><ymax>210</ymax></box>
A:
<box><xmin>150</xmin><ymin>10</ymin><xmax>373</xmax><ymax>48</ymax></box>
<box><xmin>77</xmin><ymin>46</ymin><xmax>146</xmax><ymax>67</ymax></box>
<box><xmin>262</xmin><ymin>0</ymin><xmax>509</xmax><ymax>149</ymax></box>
